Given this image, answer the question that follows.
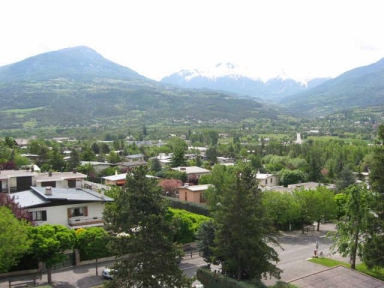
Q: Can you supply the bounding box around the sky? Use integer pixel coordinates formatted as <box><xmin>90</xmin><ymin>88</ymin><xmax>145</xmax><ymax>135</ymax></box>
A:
<box><xmin>1</xmin><ymin>0</ymin><xmax>384</xmax><ymax>81</ymax></box>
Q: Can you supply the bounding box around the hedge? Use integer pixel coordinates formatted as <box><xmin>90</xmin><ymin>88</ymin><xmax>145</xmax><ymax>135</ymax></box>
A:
<box><xmin>196</xmin><ymin>267</ymin><xmax>267</xmax><ymax>288</ymax></box>
<box><xmin>163</xmin><ymin>196</ymin><xmax>210</xmax><ymax>216</ymax></box>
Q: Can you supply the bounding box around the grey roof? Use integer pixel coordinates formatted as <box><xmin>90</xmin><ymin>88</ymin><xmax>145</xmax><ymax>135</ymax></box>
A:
<box><xmin>290</xmin><ymin>265</ymin><xmax>384</xmax><ymax>288</ymax></box>
<box><xmin>11</xmin><ymin>190</ymin><xmax>50</xmax><ymax>208</ymax></box>
<box><xmin>13</xmin><ymin>187</ymin><xmax>113</xmax><ymax>208</ymax></box>
<box><xmin>31</xmin><ymin>187</ymin><xmax>113</xmax><ymax>202</ymax></box>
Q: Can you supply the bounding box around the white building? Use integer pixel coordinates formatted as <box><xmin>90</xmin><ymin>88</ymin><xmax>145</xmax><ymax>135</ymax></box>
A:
<box><xmin>13</xmin><ymin>186</ymin><xmax>113</xmax><ymax>229</ymax></box>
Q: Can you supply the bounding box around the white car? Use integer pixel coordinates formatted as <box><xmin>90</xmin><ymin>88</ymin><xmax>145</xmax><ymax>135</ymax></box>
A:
<box><xmin>102</xmin><ymin>267</ymin><xmax>116</xmax><ymax>280</ymax></box>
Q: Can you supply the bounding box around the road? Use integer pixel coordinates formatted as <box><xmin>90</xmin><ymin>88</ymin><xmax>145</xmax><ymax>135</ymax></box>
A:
<box><xmin>0</xmin><ymin>255</ymin><xmax>207</xmax><ymax>288</ymax></box>
<box><xmin>0</xmin><ymin>223</ymin><xmax>349</xmax><ymax>288</ymax></box>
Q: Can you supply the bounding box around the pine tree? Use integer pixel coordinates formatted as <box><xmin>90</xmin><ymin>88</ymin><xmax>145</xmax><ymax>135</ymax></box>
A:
<box><xmin>213</xmin><ymin>164</ymin><xmax>281</xmax><ymax>281</ymax></box>
<box><xmin>104</xmin><ymin>165</ymin><xmax>191</xmax><ymax>287</ymax></box>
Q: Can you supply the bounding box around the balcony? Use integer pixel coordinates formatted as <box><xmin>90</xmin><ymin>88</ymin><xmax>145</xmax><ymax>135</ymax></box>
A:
<box><xmin>68</xmin><ymin>216</ymin><xmax>104</xmax><ymax>227</ymax></box>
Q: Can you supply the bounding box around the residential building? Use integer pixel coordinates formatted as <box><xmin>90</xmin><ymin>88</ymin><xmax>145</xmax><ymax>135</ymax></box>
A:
<box><xmin>102</xmin><ymin>173</ymin><xmax>157</xmax><ymax>186</ymax></box>
<box><xmin>171</xmin><ymin>166</ymin><xmax>211</xmax><ymax>179</ymax></box>
<box><xmin>177</xmin><ymin>184</ymin><xmax>212</xmax><ymax>204</ymax></box>
<box><xmin>12</xmin><ymin>186</ymin><xmax>113</xmax><ymax>228</ymax></box>
<box><xmin>0</xmin><ymin>170</ymin><xmax>87</xmax><ymax>193</ymax></box>
<box><xmin>256</xmin><ymin>173</ymin><xmax>279</xmax><ymax>188</ymax></box>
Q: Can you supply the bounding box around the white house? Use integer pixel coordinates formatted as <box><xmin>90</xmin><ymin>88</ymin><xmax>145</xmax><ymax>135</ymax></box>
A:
<box><xmin>256</xmin><ymin>173</ymin><xmax>279</xmax><ymax>188</ymax></box>
<box><xmin>13</xmin><ymin>186</ymin><xmax>113</xmax><ymax>229</ymax></box>
<box><xmin>171</xmin><ymin>166</ymin><xmax>211</xmax><ymax>179</ymax></box>
<box><xmin>0</xmin><ymin>170</ymin><xmax>87</xmax><ymax>193</ymax></box>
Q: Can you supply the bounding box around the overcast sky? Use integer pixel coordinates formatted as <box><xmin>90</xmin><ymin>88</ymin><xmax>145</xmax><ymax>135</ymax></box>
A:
<box><xmin>1</xmin><ymin>0</ymin><xmax>383</xmax><ymax>81</ymax></box>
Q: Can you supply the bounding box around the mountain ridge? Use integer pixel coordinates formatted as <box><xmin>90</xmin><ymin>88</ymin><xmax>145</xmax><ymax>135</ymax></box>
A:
<box><xmin>281</xmin><ymin>57</ymin><xmax>384</xmax><ymax>116</ymax></box>
<box><xmin>161</xmin><ymin>63</ymin><xmax>330</xmax><ymax>101</ymax></box>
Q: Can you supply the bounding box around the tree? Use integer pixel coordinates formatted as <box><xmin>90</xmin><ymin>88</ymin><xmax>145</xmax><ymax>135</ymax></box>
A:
<box><xmin>158</xmin><ymin>178</ymin><xmax>183</xmax><ymax>197</ymax></box>
<box><xmin>0</xmin><ymin>193</ymin><xmax>32</xmax><ymax>222</ymax></box>
<box><xmin>262</xmin><ymin>191</ymin><xmax>301</xmax><ymax>230</ymax></box>
<box><xmin>75</xmin><ymin>227</ymin><xmax>110</xmax><ymax>275</ymax></box>
<box><xmin>150</xmin><ymin>158</ymin><xmax>162</xmax><ymax>173</ymax></box>
<box><xmin>0</xmin><ymin>206</ymin><xmax>31</xmax><ymax>273</ymax></box>
<box><xmin>294</xmin><ymin>186</ymin><xmax>336</xmax><ymax>232</ymax></box>
<box><xmin>67</xmin><ymin>147</ymin><xmax>81</xmax><ymax>170</ymax></box>
<box><xmin>213</xmin><ymin>164</ymin><xmax>281</xmax><ymax>281</ymax></box>
<box><xmin>196</xmin><ymin>220</ymin><xmax>217</xmax><ymax>265</ymax></box>
<box><xmin>335</xmin><ymin>166</ymin><xmax>356</xmax><ymax>192</ymax></box>
<box><xmin>171</xmin><ymin>146</ymin><xmax>187</xmax><ymax>167</ymax></box>
<box><xmin>104</xmin><ymin>165</ymin><xmax>191</xmax><ymax>287</ymax></box>
<box><xmin>29</xmin><ymin>224</ymin><xmax>76</xmax><ymax>285</ymax></box>
<box><xmin>329</xmin><ymin>184</ymin><xmax>373</xmax><ymax>269</ymax></box>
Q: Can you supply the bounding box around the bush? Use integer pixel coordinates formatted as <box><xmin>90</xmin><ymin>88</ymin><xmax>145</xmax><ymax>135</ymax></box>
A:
<box><xmin>168</xmin><ymin>208</ymin><xmax>211</xmax><ymax>244</ymax></box>
<box><xmin>196</xmin><ymin>267</ymin><xmax>267</xmax><ymax>288</ymax></box>
<box><xmin>163</xmin><ymin>196</ymin><xmax>210</xmax><ymax>216</ymax></box>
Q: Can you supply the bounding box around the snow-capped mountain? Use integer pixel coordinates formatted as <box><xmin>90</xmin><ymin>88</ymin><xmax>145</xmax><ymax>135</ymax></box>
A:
<box><xmin>161</xmin><ymin>63</ymin><xmax>330</xmax><ymax>102</ymax></box>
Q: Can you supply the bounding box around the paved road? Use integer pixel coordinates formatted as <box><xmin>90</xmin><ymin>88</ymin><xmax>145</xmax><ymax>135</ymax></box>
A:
<box><xmin>263</xmin><ymin>223</ymin><xmax>352</xmax><ymax>286</ymax></box>
<box><xmin>0</xmin><ymin>223</ymin><xmax>349</xmax><ymax>288</ymax></box>
<box><xmin>0</xmin><ymin>255</ymin><xmax>207</xmax><ymax>288</ymax></box>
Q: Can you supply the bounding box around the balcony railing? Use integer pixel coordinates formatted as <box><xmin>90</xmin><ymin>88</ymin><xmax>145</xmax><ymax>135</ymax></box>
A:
<box><xmin>1</xmin><ymin>187</ymin><xmax>17</xmax><ymax>193</ymax></box>
<box><xmin>68</xmin><ymin>216</ymin><xmax>104</xmax><ymax>227</ymax></box>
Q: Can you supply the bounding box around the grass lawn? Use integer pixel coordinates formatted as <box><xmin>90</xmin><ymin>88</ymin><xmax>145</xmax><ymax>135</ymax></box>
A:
<box><xmin>308</xmin><ymin>257</ymin><xmax>384</xmax><ymax>281</ymax></box>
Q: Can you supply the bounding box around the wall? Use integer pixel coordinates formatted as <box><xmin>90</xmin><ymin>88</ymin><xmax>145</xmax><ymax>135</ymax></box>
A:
<box><xmin>27</xmin><ymin>202</ymin><xmax>106</xmax><ymax>228</ymax></box>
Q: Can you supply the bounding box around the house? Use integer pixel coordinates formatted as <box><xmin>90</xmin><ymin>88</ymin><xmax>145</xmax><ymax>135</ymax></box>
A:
<box><xmin>177</xmin><ymin>184</ymin><xmax>212</xmax><ymax>204</ymax></box>
<box><xmin>80</xmin><ymin>161</ymin><xmax>113</xmax><ymax>174</ymax></box>
<box><xmin>171</xmin><ymin>166</ymin><xmax>211</xmax><ymax>179</ymax></box>
<box><xmin>102</xmin><ymin>173</ymin><xmax>157</xmax><ymax>186</ymax></box>
<box><xmin>14</xmin><ymin>138</ymin><xmax>30</xmax><ymax>148</ymax></box>
<box><xmin>289</xmin><ymin>265</ymin><xmax>384</xmax><ymax>288</ymax></box>
<box><xmin>125</xmin><ymin>154</ymin><xmax>145</xmax><ymax>162</ymax></box>
<box><xmin>103</xmin><ymin>173</ymin><xmax>127</xmax><ymax>186</ymax></box>
<box><xmin>12</xmin><ymin>186</ymin><xmax>113</xmax><ymax>228</ymax></box>
<box><xmin>263</xmin><ymin>182</ymin><xmax>336</xmax><ymax>193</ymax></box>
<box><xmin>0</xmin><ymin>170</ymin><xmax>36</xmax><ymax>193</ymax></box>
<box><xmin>217</xmin><ymin>157</ymin><xmax>235</xmax><ymax>164</ymax></box>
<box><xmin>256</xmin><ymin>173</ymin><xmax>279</xmax><ymax>188</ymax></box>
<box><xmin>0</xmin><ymin>170</ymin><xmax>87</xmax><ymax>193</ymax></box>
<box><xmin>35</xmin><ymin>171</ymin><xmax>87</xmax><ymax>188</ymax></box>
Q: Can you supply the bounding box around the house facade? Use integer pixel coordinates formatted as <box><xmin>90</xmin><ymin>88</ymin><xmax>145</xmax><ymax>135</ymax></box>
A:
<box><xmin>171</xmin><ymin>166</ymin><xmax>211</xmax><ymax>179</ymax></box>
<box><xmin>13</xmin><ymin>186</ymin><xmax>113</xmax><ymax>229</ymax></box>
<box><xmin>0</xmin><ymin>170</ymin><xmax>87</xmax><ymax>193</ymax></box>
<box><xmin>177</xmin><ymin>184</ymin><xmax>212</xmax><ymax>204</ymax></box>
<box><xmin>256</xmin><ymin>173</ymin><xmax>279</xmax><ymax>188</ymax></box>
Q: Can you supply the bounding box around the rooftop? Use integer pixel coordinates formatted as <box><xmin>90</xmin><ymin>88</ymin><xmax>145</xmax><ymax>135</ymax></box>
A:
<box><xmin>179</xmin><ymin>184</ymin><xmax>213</xmax><ymax>192</ymax></box>
<box><xmin>35</xmin><ymin>171</ymin><xmax>87</xmax><ymax>182</ymax></box>
<box><xmin>290</xmin><ymin>265</ymin><xmax>384</xmax><ymax>288</ymax></box>
<box><xmin>171</xmin><ymin>166</ymin><xmax>211</xmax><ymax>174</ymax></box>
<box><xmin>12</xmin><ymin>186</ymin><xmax>113</xmax><ymax>208</ymax></box>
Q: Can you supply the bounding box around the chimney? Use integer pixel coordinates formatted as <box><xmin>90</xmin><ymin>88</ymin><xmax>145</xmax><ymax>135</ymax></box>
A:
<box><xmin>48</xmin><ymin>171</ymin><xmax>52</xmax><ymax>177</ymax></box>
<box><xmin>45</xmin><ymin>186</ymin><xmax>52</xmax><ymax>195</ymax></box>
<box><xmin>73</xmin><ymin>168</ymin><xmax>77</xmax><ymax>174</ymax></box>
<box><xmin>101</xmin><ymin>189</ymin><xmax>105</xmax><ymax>199</ymax></box>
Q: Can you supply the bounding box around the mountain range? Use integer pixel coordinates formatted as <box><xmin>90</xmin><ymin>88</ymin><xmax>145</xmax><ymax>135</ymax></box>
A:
<box><xmin>161</xmin><ymin>62</ymin><xmax>330</xmax><ymax>102</ymax></box>
<box><xmin>0</xmin><ymin>47</ymin><xmax>279</xmax><ymax>130</ymax></box>
<box><xmin>0</xmin><ymin>46</ymin><xmax>384</xmax><ymax>132</ymax></box>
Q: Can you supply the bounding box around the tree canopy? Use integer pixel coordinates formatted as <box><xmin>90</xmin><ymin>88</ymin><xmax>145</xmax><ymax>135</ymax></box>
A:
<box><xmin>0</xmin><ymin>206</ymin><xmax>31</xmax><ymax>273</ymax></box>
<box><xmin>104</xmin><ymin>165</ymin><xmax>191</xmax><ymax>287</ymax></box>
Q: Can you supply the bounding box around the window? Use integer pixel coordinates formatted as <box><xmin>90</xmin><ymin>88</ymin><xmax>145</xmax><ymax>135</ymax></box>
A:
<box><xmin>30</xmin><ymin>210</ymin><xmax>47</xmax><ymax>221</ymax></box>
<box><xmin>68</xmin><ymin>206</ymin><xmax>88</xmax><ymax>218</ymax></box>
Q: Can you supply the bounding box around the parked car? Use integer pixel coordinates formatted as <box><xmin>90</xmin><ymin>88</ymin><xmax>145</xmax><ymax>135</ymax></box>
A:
<box><xmin>102</xmin><ymin>267</ymin><xmax>116</xmax><ymax>280</ymax></box>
